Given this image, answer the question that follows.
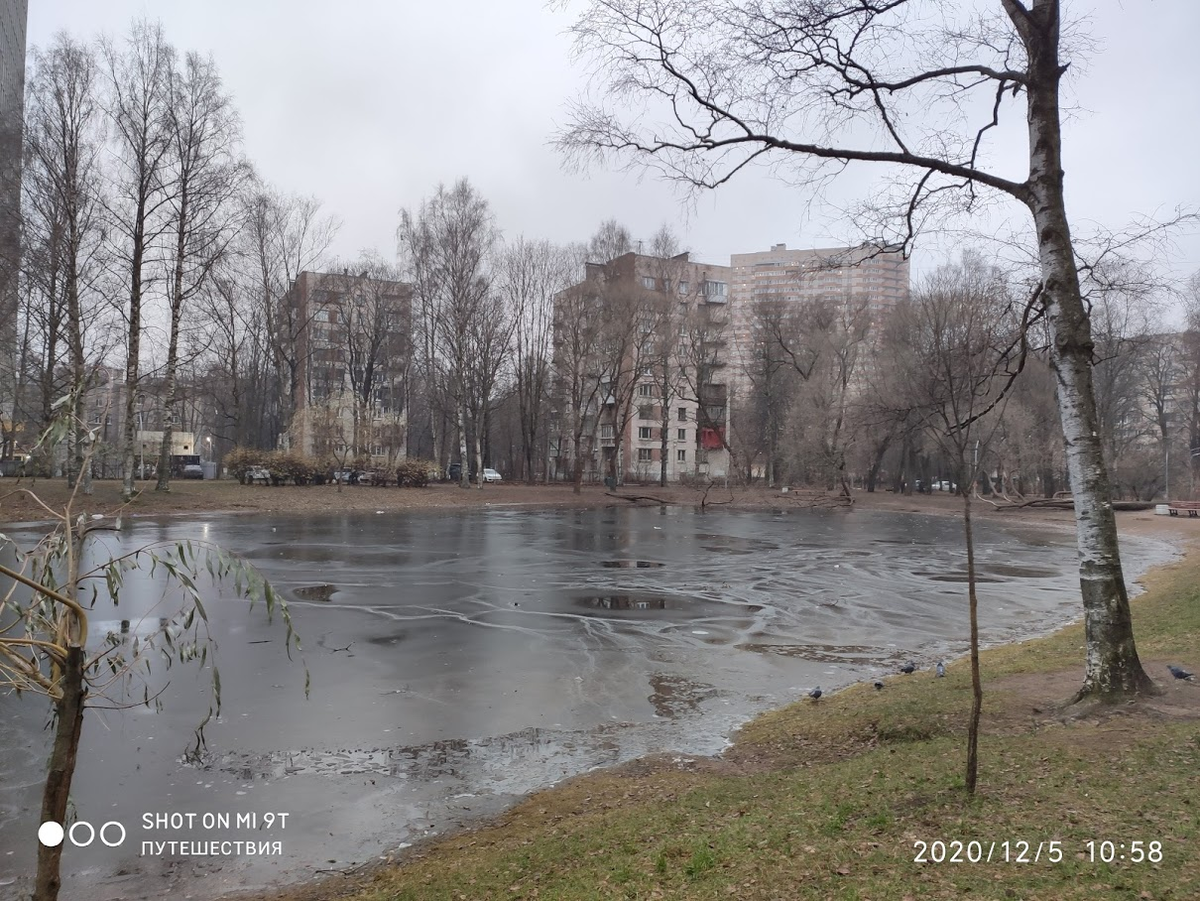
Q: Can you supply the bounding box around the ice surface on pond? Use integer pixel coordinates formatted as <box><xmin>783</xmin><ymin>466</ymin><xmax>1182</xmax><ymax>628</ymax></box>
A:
<box><xmin>0</xmin><ymin>506</ymin><xmax>1176</xmax><ymax>900</ymax></box>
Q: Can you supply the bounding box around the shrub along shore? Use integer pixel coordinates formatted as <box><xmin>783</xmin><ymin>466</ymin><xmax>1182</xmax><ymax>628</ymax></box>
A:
<box><xmin>232</xmin><ymin>521</ymin><xmax>1200</xmax><ymax>901</ymax></box>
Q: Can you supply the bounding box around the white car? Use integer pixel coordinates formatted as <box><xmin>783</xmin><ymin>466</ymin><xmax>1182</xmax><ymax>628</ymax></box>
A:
<box><xmin>482</xmin><ymin>468</ymin><xmax>502</xmax><ymax>483</ymax></box>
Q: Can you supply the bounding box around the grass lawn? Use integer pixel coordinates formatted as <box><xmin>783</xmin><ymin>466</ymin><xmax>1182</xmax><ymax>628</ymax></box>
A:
<box><xmin>245</xmin><ymin>539</ymin><xmax>1200</xmax><ymax>901</ymax></box>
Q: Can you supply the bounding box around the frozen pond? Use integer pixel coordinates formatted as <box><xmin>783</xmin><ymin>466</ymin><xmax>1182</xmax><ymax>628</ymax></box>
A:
<box><xmin>0</xmin><ymin>506</ymin><xmax>1175</xmax><ymax>899</ymax></box>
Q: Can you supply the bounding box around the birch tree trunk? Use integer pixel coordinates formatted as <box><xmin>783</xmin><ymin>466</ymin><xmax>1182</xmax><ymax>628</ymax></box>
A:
<box><xmin>156</xmin><ymin>197</ymin><xmax>187</xmax><ymax>492</ymax></box>
<box><xmin>457</xmin><ymin>399</ymin><xmax>469</xmax><ymax>488</ymax></box>
<box><xmin>1013</xmin><ymin>0</ymin><xmax>1153</xmax><ymax>698</ymax></box>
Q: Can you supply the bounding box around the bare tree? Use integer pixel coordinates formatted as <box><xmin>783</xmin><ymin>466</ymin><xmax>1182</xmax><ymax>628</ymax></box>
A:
<box><xmin>465</xmin><ymin>287</ymin><xmax>516</xmax><ymax>487</ymax></box>
<box><xmin>244</xmin><ymin>188</ymin><xmax>338</xmax><ymax>447</ymax></box>
<box><xmin>732</xmin><ymin>299</ymin><xmax>794</xmax><ymax>484</ymax></box>
<box><xmin>399</xmin><ymin>180</ymin><xmax>496</xmax><ymax>488</ymax></box>
<box><xmin>588</xmin><ymin>217</ymin><xmax>632</xmax><ymax>264</ymax></box>
<box><xmin>562</xmin><ymin>0</ymin><xmax>1157</xmax><ymax>698</ymax></box>
<box><xmin>154</xmin><ymin>51</ymin><xmax>247</xmax><ymax>490</ymax></box>
<box><xmin>551</xmin><ymin>250</ymin><xmax>605</xmax><ymax>491</ymax></box>
<box><xmin>892</xmin><ymin>252</ymin><xmax>1023</xmax><ymax>792</ymax></box>
<box><xmin>24</xmin><ymin>36</ymin><xmax>108</xmax><ymax>490</ymax></box>
<box><xmin>101</xmin><ymin>19</ymin><xmax>176</xmax><ymax>500</ymax></box>
<box><xmin>499</xmin><ymin>238</ymin><xmax>569</xmax><ymax>483</ymax></box>
<box><xmin>321</xmin><ymin>255</ymin><xmax>410</xmax><ymax>462</ymax></box>
<box><xmin>767</xmin><ymin>294</ymin><xmax>873</xmax><ymax>493</ymax></box>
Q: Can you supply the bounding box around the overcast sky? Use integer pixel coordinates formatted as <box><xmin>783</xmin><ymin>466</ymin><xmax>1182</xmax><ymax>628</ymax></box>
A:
<box><xmin>26</xmin><ymin>0</ymin><xmax>1200</xmax><ymax>293</ymax></box>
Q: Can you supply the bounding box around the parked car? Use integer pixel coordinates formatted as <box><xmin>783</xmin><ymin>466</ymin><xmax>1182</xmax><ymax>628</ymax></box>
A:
<box><xmin>181</xmin><ymin>463</ymin><xmax>204</xmax><ymax>479</ymax></box>
<box><xmin>934</xmin><ymin>480</ymin><xmax>957</xmax><ymax>492</ymax></box>
<box><xmin>482</xmin><ymin>467</ymin><xmax>502</xmax><ymax>483</ymax></box>
<box><xmin>245</xmin><ymin>466</ymin><xmax>271</xmax><ymax>485</ymax></box>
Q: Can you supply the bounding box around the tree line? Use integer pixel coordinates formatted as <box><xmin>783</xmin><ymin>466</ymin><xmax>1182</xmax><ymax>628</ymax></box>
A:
<box><xmin>735</xmin><ymin>255</ymin><xmax>1200</xmax><ymax>503</ymax></box>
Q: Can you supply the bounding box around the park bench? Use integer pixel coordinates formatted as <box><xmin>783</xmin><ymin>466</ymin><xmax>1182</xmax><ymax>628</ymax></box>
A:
<box><xmin>1167</xmin><ymin>501</ymin><xmax>1200</xmax><ymax>518</ymax></box>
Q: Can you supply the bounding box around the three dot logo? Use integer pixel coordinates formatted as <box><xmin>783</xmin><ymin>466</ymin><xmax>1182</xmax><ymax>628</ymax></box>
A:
<box><xmin>38</xmin><ymin>820</ymin><xmax>126</xmax><ymax>848</ymax></box>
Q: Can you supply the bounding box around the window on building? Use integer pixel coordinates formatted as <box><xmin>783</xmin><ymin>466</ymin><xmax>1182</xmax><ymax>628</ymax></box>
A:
<box><xmin>641</xmin><ymin>276</ymin><xmax>656</xmax><ymax>290</ymax></box>
<box><xmin>701</xmin><ymin>280</ymin><xmax>727</xmax><ymax>297</ymax></box>
<box><xmin>677</xmin><ymin>281</ymin><xmax>689</xmax><ymax>295</ymax></box>
<box><xmin>638</xmin><ymin>427</ymin><xmax>652</xmax><ymax>440</ymax></box>
<box><xmin>638</xmin><ymin>404</ymin><xmax>653</xmax><ymax>420</ymax></box>
<box><xmin>600</xmin><ymin>424</ymin><xmax>614</xmax><ymax>438</ymax></box>
<box><xmin>677</xmin><ymin>449</ymin><xmax>686</xmax><ymax>462</ymax></box>
<box><xmin>638</xmin><ymin>448</ymin><xmax>653</xmax><ymax>462</ymax></box>
<box><xmin>677</xmin><ymin>429</ymin><xmax>686</xmax><ymax>441</ymax></box>
<box><xmin>677</xmin><ymin>407</ymin><xmax>687</xmax><ymax>421</ymax></box>
<box><xmin>637</xmin><ymin>384</ymin><xmax>654</xmax><ymax>397</ymax></box>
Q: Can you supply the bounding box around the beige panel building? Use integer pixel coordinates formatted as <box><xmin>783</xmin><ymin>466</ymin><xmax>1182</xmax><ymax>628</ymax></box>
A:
<box><xmin>552</xmin><ymin>251</ymin><xmax>732</xmax><ymax>484</ymax></box>
<box><xmin>728</xmin><ymin>243</ymin><xmax>910</xmax><ymax>390</ymax></box>
<box><xmin>285</xmin><ymin>270</ymin><xmax>412</xmax><ymax>464</ymax></box>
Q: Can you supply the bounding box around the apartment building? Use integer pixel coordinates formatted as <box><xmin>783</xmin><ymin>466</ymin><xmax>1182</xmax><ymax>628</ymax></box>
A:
<box><xmin>284</xmin><ymin>269</ymin><xmax>412</xmax><ymax>463</ymax></box>
<box><xmin>552</xmin><ymin>251</ymin><xmax>732</xmax><ymax>484</ymax></box>
<box><xmin>728</xmin><ymin>243</ymin><xmax>910</xmax><ymax>389</ymax></box>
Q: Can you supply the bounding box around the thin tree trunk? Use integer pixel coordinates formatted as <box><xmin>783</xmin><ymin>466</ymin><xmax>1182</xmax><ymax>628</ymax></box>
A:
<box><xmin>156</xmin><ymin>203</ymin><xmax>188</xmax><ymax>491</ymax></box>
<box><xmin>457</xmin><ymin>398</ymin><xmax>469</xmax><ymax>488</ymax></box>
<box><xmin>660</xmin><ymin>397</ymin><xmax>669</xmax><ymax>487</ymax></box>
<box><xmin>121</xmin><ymin>209</ymin><xmax>147</xmax><ymax>501</ymax></box>
<box><xmin>473</xmin><ymin>429</ymin><xmax>484</xmax><ymax>490</ymax></box>
<box><xmin>67</xmin><ymin>260</ymin><xmax>90</xmax><ymax>495</ymax></box>
<box><xmin>963</xmin><ymin>490</ymin><xmax>982</xmax><ymax>794</ymax></box>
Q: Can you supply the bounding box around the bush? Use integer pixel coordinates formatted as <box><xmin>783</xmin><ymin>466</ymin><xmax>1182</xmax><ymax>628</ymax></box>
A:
<box><xmin>266</xmin><ymin>450</ymin><xmax>321</xmax><ymax>485</ymax></box>
<box><xmin>226</xmin><ymin>447</ymin><xmax>271</xmax><ymax>484</ymax></box>
<box><xmin>396</xmin><ymin>458</ymin><xmax>434</xmax><ymax>488</ymax></box>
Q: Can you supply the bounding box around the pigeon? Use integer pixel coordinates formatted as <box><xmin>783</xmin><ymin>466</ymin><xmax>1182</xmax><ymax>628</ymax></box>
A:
<box><xmin>1167</xmin><ymin>665</ymin><xmax>1194</xmax><ymax>681</ymax></box>
<box><xmin>899</xmin><ymin>662</ymin><xmax>916</xmax><ymax>674</ymax></box>
<box><xmin>873</xmin><ymin>681</ymin><xmax>884</xmax><ymax>691</ymax></box>
<box><xmin>808</xmin><ymin>686</ymin><xmax>823</xmax><ymax>701</ymax></box>
<box><xmin>936</xmin><ymin>661</ymin><xmax>946</xmax><ymax>678</ymax></box>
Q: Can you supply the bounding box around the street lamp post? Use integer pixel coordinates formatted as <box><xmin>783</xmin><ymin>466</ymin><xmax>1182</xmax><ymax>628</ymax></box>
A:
<box><xmin>205</xmin><ymin>436</ymin><xmax>212</xmax><ymax>463</ymax></box>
